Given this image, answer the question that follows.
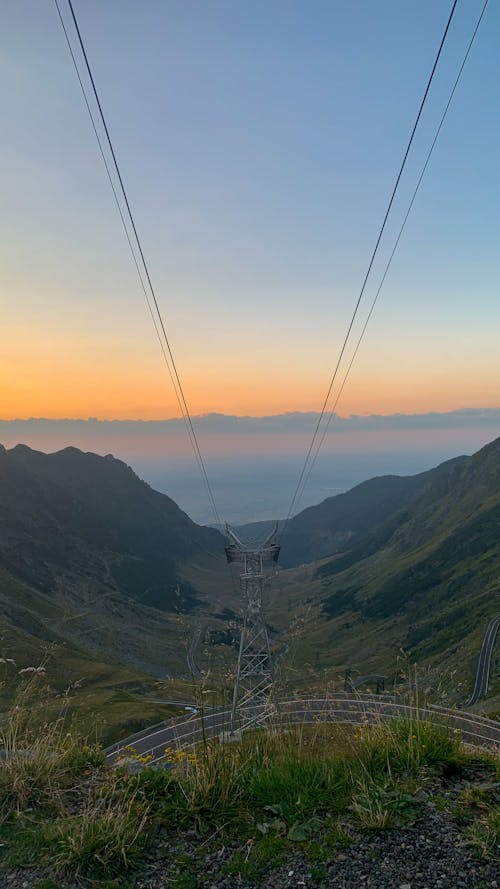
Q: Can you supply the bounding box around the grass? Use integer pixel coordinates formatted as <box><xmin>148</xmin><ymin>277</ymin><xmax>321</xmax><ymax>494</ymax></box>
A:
<box><xmin>0</xmin><ymin>672</ymin><xmax>105</xmax><ymax>817</ymax></box>
<box><xmin>468</xmin><ymin>807</ymin><xmax>500</xmax><ymax>860</ymax></box>
<box><xmin>0</xmin><ymin>679</ymin><xmax>499</xmax><ymax>885</ymax></box>
<box><xmin>0</xmin><ymin>624</ymin><xmax>192</xmax><ymax>746</ymax></box>
<box><xmin>222</xmin><ymin>834</ymin><xmax>287</xmax><ymax>880</ymax></box>
<box><xmin>354</xmin><ymin>715</ymin><xmax>462</xmax><ymax>777</ymax></box>
<box><xmin>349</xmin><ymin>775</ymin><xmax>419</xmax><ymax>829</ymax></box>
<box><xmin>48</xmin><ymin>796</ymin><xmax>149</xmax><ymax>879</ymax></box>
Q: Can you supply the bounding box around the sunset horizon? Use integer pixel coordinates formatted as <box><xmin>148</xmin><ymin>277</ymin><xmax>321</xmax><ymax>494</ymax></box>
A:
<box><xmin>2</xmin><ymin>2</ymin><xmax>499</xmax><ymax>440</ymax></box>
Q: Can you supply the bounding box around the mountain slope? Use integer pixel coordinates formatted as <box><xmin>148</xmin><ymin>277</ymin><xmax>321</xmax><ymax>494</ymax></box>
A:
<box><xmin>0</xmin><ymin>444</ymin><xmax>231</xmax><ymax>675</ymax></box>
<box><xmin>319</xmin><ymin>437</ymin><xmax>500</xmax><ymax>622</ymax></box>
<box><xmin>263</xmin><ymin>437</ymin><xmax>500</xmax><ymax>707</ymax></box>
<box><xmin>0</xmin><ymin>443</ymin><xmax>225</xmax><ymax>611</ymax></box>
<box><xmin>277</xmin><ymin>456</ymin><xmax>467</xmax><ymax>567</ymax></box>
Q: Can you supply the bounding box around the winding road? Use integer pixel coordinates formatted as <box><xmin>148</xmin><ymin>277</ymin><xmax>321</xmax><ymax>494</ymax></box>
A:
<box><xmin>106</xmin><ymin>692</ymin><xmax>500</xmax><ymax>764</ymax></box>
<box><xmin>107</xmin><ymin>614</ymin><xmax>500</xmax><ymax>763</ymax></box>
<box><xmin>465</xmin><ymin>614</ymin><xmax>500</xmax><ymax>706</ymax></box>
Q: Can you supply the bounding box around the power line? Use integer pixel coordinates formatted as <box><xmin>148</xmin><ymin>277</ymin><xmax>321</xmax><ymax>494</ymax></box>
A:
<box><xmin>281</xmin><ymin>0</ymin><xmax>459</xmax><ymax>534</ymax></box>
<box><xmin>55</xmin><ymin>0</ymin><xmax>222</xmax><ymax>528</ymax></box>
<box><xmin>289</xmin><ymin>0</ymin><xmax>489</xmax><ymax>518</ymax></box>
<box><xmin>53</xmin><ymin>1</ymin><xmax>201</xmax><ymax>475</ymax></box>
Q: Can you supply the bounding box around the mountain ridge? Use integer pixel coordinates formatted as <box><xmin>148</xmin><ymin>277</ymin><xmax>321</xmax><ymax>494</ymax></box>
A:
<box><xmin>0</xmin><ymin>442</ymin><xmax>225</xmax><ymax>611</ymax></box>
<box><xmin>266</xmin><ymin>436</ymin><xmax>500</xmax><ymax>699</ymax></box>
<box><xmin>1</xmin><ymin>437</ymin><xmax>499</xmax><ymax>710</ymax></box>
<box><xmin>232</xmin><ymin>454</ymin><xmax>469</xmax><ymax>567</ymax></box>
<box><xmin>0</xmin><ymin>443</ymin><xmax>230</xmax><ymax>677</ymax></box>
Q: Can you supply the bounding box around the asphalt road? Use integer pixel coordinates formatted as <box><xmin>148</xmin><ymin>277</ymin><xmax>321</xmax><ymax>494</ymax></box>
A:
<box><xmin>106</xmin><ymin>692</ymin><xmax>500</xmax><ymax>764</ymax></box>
<box><xmin>465</xmin><ymin>614</ymin><xmax>500</xmax><ymax>706</ymax></box>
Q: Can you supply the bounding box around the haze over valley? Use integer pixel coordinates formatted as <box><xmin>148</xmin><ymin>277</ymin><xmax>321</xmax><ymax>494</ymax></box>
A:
<box><xmin>2</xmin><ymin>409</ymin><xmax>499</xmax><ymax>523</ymax></box>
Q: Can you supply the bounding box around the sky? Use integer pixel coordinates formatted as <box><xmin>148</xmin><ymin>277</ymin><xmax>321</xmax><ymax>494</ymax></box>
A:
<box><xmin>1</xmin><ymin>0</ymin><xmax>499</xmax><ymax>426</ymax></box>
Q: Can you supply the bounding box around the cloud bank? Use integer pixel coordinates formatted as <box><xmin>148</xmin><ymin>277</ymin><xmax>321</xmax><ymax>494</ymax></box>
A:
<box><xmin>2</xmin><ymin>407</ymin><xmax>500</xmax><ymax>434</ymax></box>
<box><xmin>1</xmin><ymin>408</ymin><xmax>499</xmax><ymax>460</ymax></box>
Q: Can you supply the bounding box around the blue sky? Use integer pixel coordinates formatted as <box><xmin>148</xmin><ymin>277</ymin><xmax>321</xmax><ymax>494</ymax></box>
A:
<box><xmin>1</xmin><ymin>0</ymin><xmax>499</xmax><ymax>420</ymax></box>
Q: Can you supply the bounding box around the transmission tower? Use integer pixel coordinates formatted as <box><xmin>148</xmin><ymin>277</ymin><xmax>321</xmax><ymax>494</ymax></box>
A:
<box><xmin>225</xmin><ymin>523</ymin><xmax>280</xmax><ymax>736</ymax></box>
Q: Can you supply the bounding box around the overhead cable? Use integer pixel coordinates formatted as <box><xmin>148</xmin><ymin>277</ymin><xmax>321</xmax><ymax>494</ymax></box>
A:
<box><xmin>53</xmin><ymin>1</ymin><xmax>197</xmax><ymax>467</ymax></box>
<box><xmin>289</xmin><ymin>0</ymin><xmax>489</xmax><ymax>518</ymax></box>
<box><xmin>55</xmin><ymin>0</ymin><xmax>222</xmax><ymax>528</ymax></box>
<box><xmin>281</xmin><ymin>0</ymin><xmax>459</xmax><ymax>534</ymax></box>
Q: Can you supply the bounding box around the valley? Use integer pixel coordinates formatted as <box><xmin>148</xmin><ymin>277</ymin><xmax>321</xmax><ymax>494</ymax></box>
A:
<box><xmin>0</xmin><ymin>436</ymin><xmax>499</xmax><ymax>742</ymax></box>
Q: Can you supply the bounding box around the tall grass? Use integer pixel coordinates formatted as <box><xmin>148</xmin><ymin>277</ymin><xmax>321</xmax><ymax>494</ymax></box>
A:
<box><xmin>0</xmin><ymin>669</ymin><xmax>147</xmax><ymax>878</ymax></box>
<box><xmin>468</xmin><ymin>807</ymin><xmax>500</xmax><ymax>860</ymax></box>
<box><xmin>0</xmin><ymin>670</ymin><xmax>104</xmax><ymax>817</ymax></box>
<box><xmin>50</xmin><ymin>793</ymin><xmax>149</xmax><ymax>878</ymax></box>
<box><xmin>168</xmin><ymin>738</ymin><xmax>248</xmax><ymax>830</ymax></box>
<box><xmin>130</xmin><ymin>714</ymin><xmax>462</xmax><ymax>840</ymax></box>
<box><xmin>0</xmin><ymin>667</ymin><xmax>497</xmax><ymax>883</ymax></box>
<box><xmin>354</xmin><ymin>716</ymin><xmax>462</xmax><ymax>779</ymax></box>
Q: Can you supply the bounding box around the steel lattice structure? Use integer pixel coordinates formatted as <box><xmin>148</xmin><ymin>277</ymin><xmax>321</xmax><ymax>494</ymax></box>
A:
<box><xmin>225</xmin><ymin>524</ymin><xmax>280</xmax><ymax>735</ymax></box>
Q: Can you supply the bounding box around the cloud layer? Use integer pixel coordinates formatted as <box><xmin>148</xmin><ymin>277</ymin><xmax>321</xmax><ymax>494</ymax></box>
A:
<box><xmin>1</xmin><ymin>408</ymin><xmax>499</xmax><ymax>459</ymax></box>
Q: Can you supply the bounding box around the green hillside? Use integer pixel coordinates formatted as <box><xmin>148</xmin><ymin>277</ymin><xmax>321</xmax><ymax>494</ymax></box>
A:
<box><xmin>234</xmin><ymin>456</ymin><xmax>467</xmax><ymax>568</ymax></box>
<box><xmin>0</xmin><ymin>443</ymin><xmax>225</xmax><ymax>611</ymax></box>
<box><xmin>1</xmin><ymin>437</ymin><xmax>499</xmax><ymax>724</ymax></box>
<box><xmin>268</xmin><ymin>437</ymin><xmax>500</xmax><ymax>706</ymax></box>
<box><xmin>0</xmin><ymin>444</ymin><xmax>231</xmax><ymax>678</ymax></box>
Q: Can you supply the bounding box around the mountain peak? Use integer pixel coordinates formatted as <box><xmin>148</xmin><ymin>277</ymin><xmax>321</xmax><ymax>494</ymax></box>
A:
<box><xmin>0</xmin><ymin>443</ymin><xmax>224</xmax><ymax>616</ymax></box>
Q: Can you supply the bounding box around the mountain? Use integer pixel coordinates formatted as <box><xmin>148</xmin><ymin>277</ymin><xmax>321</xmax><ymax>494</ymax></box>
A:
<box><xmin>0</xmin><ymin>444</ymin><xmax>229</xmax><ymax>675</ymax></box>
<box><xmin>2</xmin><ymin>437</ymin><xmax>499</xmax><ymax>712</ymax></box>
<box><xmin>0</xmin><ymin>443</ymin><xmax>224</xmax><ymax>610</ymax></box>
<box><xmin>267</xmin><ymin>436</ymin><xmax>500</xmax><ymax>702</ymax></box>
<box><xmin>319</xmin><ymin>437</ymin><xmax>500</xmax><ymax>621</ymax></box>
<box><xmin>233</xmin><ymin>456</ymin><xmax>468</xmax><ymax>567</ymax></box>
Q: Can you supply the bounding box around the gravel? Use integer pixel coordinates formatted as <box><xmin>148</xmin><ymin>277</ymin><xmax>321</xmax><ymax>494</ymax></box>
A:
<box><xmin>1</xmin><ymin>782</ymin><xmax>499</xmax><ymax>888</ymax></box>
<box><xmin>134</xmin><ymin>816</ymin><xmax>499</xmax><ymax>889</ymax></box>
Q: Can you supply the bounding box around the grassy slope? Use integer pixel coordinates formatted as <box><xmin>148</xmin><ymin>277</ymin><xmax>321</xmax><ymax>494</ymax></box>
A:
<box><xmin>1</xmin><ymin>713</ymin><xmax>498</xmax><ymax>886</ymax></box>
<box><xmin>0</xmin><ymin>562</ymin><xmax>198</xmax><ymax>677</ymax></box>
<box><xmin>2</xmin><ymin>438</ymin><xmax>499</xmax><ymax>722</ymax></box>
<box><xmin>0</xmin><ymin>614</ymin><xmax>201</xmax><ymax>744</ymax></box>
<box><xmin>267</xmin><ymin>439</ymin><xmax>500</xmax><ymax>708</ymax></box>
<box><xmin>276</xmin><ymin>457</ymin><xmax>467</xmax><ymax>568</ymax></box>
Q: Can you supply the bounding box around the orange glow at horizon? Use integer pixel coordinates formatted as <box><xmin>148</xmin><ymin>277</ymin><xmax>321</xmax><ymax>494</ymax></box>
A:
<box><xmin>2</xmin><ymin>324</ymin><xmax>499</xmax><ymax>421</ymax></box>
<box><xmin>2</xmin><ymin>367</ymin><xmax>500</xmax><ymax>421</ymax></box>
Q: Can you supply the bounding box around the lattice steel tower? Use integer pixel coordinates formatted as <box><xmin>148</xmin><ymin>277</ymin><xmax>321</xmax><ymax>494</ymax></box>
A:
<box><xmin>225</xmin><ymin>523</ymin><xmax>280</xmax><ymax>734</ymax></box>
